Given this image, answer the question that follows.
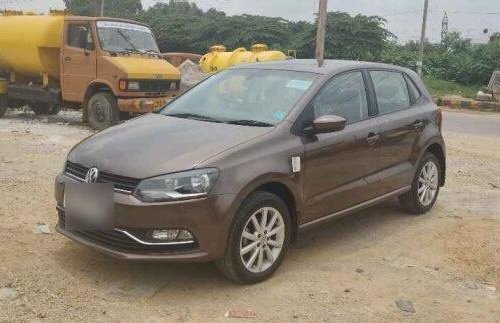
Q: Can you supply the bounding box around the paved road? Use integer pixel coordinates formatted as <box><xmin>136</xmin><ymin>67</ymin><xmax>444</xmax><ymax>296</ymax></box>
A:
<box><xmin>443</xmin><ymin>109</ymin><xmax>500</xmax><ymax>137</ymax></box>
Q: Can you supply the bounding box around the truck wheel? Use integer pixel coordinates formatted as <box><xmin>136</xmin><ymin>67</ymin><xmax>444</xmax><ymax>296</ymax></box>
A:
<box><xmin>216</xmin><ymin>191</ymin><xmax>291</xmax><ymax>284</ymax></box>
<box><xmin>0</xmin><ymin>95</ymin><xmax>7</xmax><ymax>117</ymax></box>
<box><xmin>29</xmin><ymin>103</ymin><xmax>60</xmax><ymax>115</ymax></box>
<box><xmin>86</xmin><ymin>92</ymin><xmax>119</xmax><ymax>130</ymax></box>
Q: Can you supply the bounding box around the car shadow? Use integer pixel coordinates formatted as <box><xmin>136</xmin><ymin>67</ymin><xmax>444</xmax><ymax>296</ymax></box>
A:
<box><xmin>52</xmin><ymin>198</ymin><xmax>418</xmax><ymax>296</ymax></box>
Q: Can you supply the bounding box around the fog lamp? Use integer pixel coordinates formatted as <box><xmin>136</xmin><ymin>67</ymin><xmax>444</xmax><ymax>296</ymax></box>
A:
<box><xmin>151</xmin><ymin>229</ymin><xmax>193</xmax><ymax>241</ymax></box>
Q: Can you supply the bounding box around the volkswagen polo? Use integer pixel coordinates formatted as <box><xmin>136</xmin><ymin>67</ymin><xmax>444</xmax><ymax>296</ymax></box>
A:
<box><xmin>55</xmin><ymin>60</ymin><xmax>446</xmax><ymax>283</ymax></box>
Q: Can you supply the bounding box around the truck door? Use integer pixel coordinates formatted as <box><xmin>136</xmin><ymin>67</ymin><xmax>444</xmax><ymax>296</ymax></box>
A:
<box><xmin>61</xmin><ymin>22</ymin><xmax>97</xmax><ymax>103</ymax></box>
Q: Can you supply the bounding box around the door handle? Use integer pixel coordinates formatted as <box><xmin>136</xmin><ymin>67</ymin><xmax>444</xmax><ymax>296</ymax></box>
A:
<box><xmin>366</xmin><ymin>132</ymin><xmax>380</xmax><ymax>145</ymax></box>
<box><xmin>412</xmin><ymin>120</ymin><xmax>425</xmax><ymax>130</ymax></box>
<box><xmin>64</xmin><ymin>56</ymin><xmax>72</xmax><ymax>61</ymax></box>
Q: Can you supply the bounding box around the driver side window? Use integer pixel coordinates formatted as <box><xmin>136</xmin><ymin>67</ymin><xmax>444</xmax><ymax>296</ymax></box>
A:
<box><xmin>312</xmin><ymin>72</ymin><xmax>369</xmax><ymax>124</ymax></box>
<box><xmin>67</xmin><ymin>24</ymin><xmax>93</xmax><ymax>49</ymax></box>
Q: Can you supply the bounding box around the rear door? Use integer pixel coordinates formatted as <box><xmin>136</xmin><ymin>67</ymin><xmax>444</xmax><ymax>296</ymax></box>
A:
<box><xmin>367</xmin><ymin>70</ymin><xmax>427</xmax><ymax>195</ymax></box>
<box><xmin>61</xmin><ymin>22</ymin><xmax>97</xmax><ymax>103</ymax></box>
<box><xmin>302</xmin><ymin>71</ymin><xmax>382</xmax><ymax>223</ymax></box>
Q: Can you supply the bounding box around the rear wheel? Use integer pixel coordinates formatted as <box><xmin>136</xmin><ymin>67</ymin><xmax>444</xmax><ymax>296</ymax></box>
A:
<box><xmin>216</xmin><ymin>191</ymin><xmax>291</xmax><ymax>284</ymax></box>
<box><xmin>0</xmin><ymin>95</ymin><xmax>7</xmax><ymax>117</ymax></box>
<box><xmin>29</xmin><ymin>102</ymin><xmax>60</xmax><ymax>115</ymax></box>
<box><xmin>399</xmin><ymin>152</ymin><xmax>441</xmax><ymax>214</ymax></box>
<box><xmin>86</xmin><ymin>92</ymin><xmax>119</xmax><ymax>130</ymax></box>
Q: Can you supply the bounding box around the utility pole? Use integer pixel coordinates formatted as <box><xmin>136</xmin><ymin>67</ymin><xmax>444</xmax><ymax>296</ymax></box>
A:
<box><xmin>100</xmin><ymin>0</ymin><xmax>105</xmax><ymax>17</ymax></box>
<box><xmin>441</xmin><ymin>11</ymin><xmax>449</xmax><ymax>43</ymax></box>
<box><xmin>315</xmin><ymin>0</ymin><xmax>328</xmax><ymax>67</ymax></box>
<box><xmin>417</xmin><ymin>0</ymin><xmax>429</xmax><ymax>76</ymax></box>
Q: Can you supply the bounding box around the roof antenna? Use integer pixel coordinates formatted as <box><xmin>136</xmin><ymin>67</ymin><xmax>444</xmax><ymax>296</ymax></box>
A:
<box><xmin>315</xmin><ymin>0</ymin><xmax>327</xmax><ymax>67</ymax></box>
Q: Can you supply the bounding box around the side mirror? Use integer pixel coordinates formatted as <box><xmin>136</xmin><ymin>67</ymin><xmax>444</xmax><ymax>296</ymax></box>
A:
<box><xmin>304</xmin><ymin>115</ymin><xmax>346</xmax><ymax>135</ymax></box>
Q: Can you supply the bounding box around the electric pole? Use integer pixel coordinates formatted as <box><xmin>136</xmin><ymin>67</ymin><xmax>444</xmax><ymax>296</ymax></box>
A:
<box><xmin>100</xmin><ymin>0</ymin><xmax>105</xmax><ymax>17</ymax></box>
<box><xmin>417</xmin><ymin>0</ymin><xmax>429</xmax><ymax>76</ymax></box>
<box><xmin>316</xmin><ymin>0</ymin><xmax>328</xmax><ymax>67</ymax></box>
<box><xmin>441</xmin><ymin>11</ymin><xmax>449</xmax><ymax>43</ymax></box>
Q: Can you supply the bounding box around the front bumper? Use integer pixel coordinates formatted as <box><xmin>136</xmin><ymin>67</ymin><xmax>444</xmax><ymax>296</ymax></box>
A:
<box><xmin>117</xmin><ymin>95</ymin><xmax>176</xmax><ymax>113</ymax></box>
<box><xmin>54</xmin><ymin>174</ymin><xmax>235</xmax><ymax>262</ymax></box>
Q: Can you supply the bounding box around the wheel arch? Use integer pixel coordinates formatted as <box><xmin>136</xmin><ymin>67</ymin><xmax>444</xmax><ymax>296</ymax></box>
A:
<box><xmin>84</xmin><ymin>81</ymin><xmax>115</xmax><ymax>107</ymax></box>
<box><xmin>240</xmin><ymin>180</ymin><xmax>299</xmax><ymax>242</ymax></box>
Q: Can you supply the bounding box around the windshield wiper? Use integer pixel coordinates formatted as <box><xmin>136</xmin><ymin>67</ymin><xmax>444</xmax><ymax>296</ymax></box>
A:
<box><xmin>165</xmin><ymin>113</ymin><xmax>224</xmax><ymax>123</ymax></box>
<box><xmin>226</xmin><ymin>119</ymin><xmax>274</xmax><ymax>127</ymax></box>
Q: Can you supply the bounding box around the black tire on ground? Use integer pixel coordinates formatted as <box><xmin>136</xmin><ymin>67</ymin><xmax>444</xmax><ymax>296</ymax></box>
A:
<box><xmin>86</xmin><ymin>92</ymin><xmax>119</xmax><ymax>130</ymax></box>
<box><xmin>0</xmin><ymin>95</ymin><xmax>7</xmax><ymax>117</ymax></box>
<box><xmin>399</xmin><ymin>152</ymin><xmax>441</xmax><ymax>214</ymax></box>
<box><xmin>216</xmin><ymin>191</ymin><xmax>291</xmax><ymax>284</ymax></box>
<box><xmin>29</xmin><ymin>102</ymin><xmax>60</xmax><ymax>115</ymax></box>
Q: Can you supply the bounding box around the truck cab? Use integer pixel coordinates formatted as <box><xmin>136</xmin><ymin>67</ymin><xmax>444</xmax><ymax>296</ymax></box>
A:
<box><xmin>62</xmin><ymin>17</ymin><xmax>181</xmax><ymax>129</ymax></box>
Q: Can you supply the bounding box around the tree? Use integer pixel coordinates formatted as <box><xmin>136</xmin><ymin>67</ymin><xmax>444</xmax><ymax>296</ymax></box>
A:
<box><xmin>490</xmin><ymin>32</ymin><xmax>500</xmax><ymax>44</ymax></box>
<box><xmin>64</xmin><ymin>0</ymin><xmax>142</xmax><ymax>18</ymax></box>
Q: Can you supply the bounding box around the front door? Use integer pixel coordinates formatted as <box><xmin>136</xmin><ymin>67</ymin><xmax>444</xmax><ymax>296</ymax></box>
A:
<box><xmin>61</xmin><ymin>22</ymin><xmax>97</xmax><ymax>103</ymax></box>
<box><xmin>302</xmin><ymin>71</ymin><xmax>382</xmax><ymax>223</ymax></box>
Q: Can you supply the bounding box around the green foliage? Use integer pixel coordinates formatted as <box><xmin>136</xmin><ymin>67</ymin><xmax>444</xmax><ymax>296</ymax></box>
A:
<box><xmin>64</xmin><ymin>0</ymin><xmax>499</xmax><ymax>89</ymax></box>
<box><xmin>64</xmin><ymin>0</ymin><xmax>142</xmax><ymax>18</ymax></box>
<box><xmin>423</xmin><ymin>75</ymin><xmax>480</xmax><ymax>99</ymax></box>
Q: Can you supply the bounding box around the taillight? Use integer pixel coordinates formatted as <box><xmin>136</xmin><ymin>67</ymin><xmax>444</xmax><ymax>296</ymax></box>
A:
<box><xmin>436</xmin><ymin>108</ymin><xmax>442</xmax><ymax>129</ymax></box>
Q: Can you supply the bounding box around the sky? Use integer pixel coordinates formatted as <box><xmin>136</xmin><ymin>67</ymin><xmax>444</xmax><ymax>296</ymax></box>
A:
<box><xmin>3</xmin><ymin>0</ymin><xmax>500</xmax><ymax>43</ymax></box>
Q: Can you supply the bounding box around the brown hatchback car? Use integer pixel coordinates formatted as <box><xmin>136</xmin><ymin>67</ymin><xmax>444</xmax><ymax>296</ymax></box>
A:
<box><xmin>55</xmin><ymin>60</ymin><xmax>445</xmax><ymax>283</ymax></box>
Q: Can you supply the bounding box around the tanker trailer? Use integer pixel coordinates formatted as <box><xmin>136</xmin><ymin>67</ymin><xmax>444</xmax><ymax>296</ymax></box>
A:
<box><xmin>0</xmin><ymin>14</ymin><xmax>181</xmax><ymax>130</ymax></box>
<box><xmin>199</xmin><ymin>44</ymin><xmax>288</xmax><ymax>73</ymax></box>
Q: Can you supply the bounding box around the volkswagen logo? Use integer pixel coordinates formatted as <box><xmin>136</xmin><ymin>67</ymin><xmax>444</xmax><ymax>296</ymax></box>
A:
<box><xmin>85</xmin><ymin>167</ymin><xmax>99</xmax><ymax>183</ymax></box>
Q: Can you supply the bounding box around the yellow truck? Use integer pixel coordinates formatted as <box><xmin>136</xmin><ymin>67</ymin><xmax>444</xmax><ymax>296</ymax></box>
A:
<box><xmin>0</xmin><ymin>14</ymin><xmax>181</xmax><ymax>129</ymax></box>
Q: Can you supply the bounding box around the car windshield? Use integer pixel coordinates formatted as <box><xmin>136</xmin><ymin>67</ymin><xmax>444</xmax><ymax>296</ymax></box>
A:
<box><xmin>160</xmin><ymin>69</ymin><xmax>318</xmax><ymax>126</ymax></box>
<box><xmin>97</xmin><ymin>21</ymin><xmax>159</xmax><ymax>53</ymax></box>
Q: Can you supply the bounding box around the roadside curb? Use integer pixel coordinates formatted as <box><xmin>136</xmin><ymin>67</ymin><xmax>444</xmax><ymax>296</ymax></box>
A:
<box><xmin>436</xmin><ymin>97</ymin><xmax>500</xmax><ymax>112</ymax></box>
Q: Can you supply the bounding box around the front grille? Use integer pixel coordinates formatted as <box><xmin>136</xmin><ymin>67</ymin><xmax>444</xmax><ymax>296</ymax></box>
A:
<box><xmin>57</xmin><ymin>209</ymin><xmax>196</xmax><ymax>253</ymax></box>
<box><xmin>139</xmin><ymin>80</ymin><xmax>179</xmax><ymax>92</ymax></box>
<box><xmin>65</xmin><ymin>161</ymin><xmax>140</xmax><ymax>194</ymax></box>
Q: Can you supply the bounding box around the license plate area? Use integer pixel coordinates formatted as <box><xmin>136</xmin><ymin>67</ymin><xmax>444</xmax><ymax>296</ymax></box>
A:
<box><xmin>64</xmin><ymin>183</ymin><xmax>114</xmax><ymax>230</ymax></box>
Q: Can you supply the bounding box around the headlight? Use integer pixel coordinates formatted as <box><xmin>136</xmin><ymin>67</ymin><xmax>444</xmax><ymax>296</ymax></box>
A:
<box><xmin>128</xmin><ymin>81</ymin><xmax>140</xmax><ymax>90</ymax></box>
<box><xmin>133</xmin><ymin>168</ymin><xmax>219</xmax><ymax>202</ymax></box>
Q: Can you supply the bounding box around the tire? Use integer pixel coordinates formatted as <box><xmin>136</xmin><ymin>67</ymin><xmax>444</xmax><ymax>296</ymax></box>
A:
<box><xmin>399</xmin><ymin>152</ymin><xmax>441</xmax><ymax>214</ymax></box>
<box><xmin>0</xmin><ymin>95</ymin><xmax>7</xmax><ymax>117</ymax></box>
<box><xmin>86</xmin><ymin>92</ymin><xmax>119</xmax><ymax>130</ymax></box>
<box><xmin>29</xmin><ymin>102</ymin><xmax>60</xmax><ymax>115</ymax></box>
<box><xmin>216</xmin><ymin>191</ymin><xmax>291</xmax><ymax>284</ymax></box>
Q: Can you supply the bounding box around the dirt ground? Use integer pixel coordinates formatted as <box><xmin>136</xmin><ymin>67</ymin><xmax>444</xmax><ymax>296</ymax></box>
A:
<box><xmin>0</xmin><ymin>109</ymin><xmax>499</xmax><ymax>322</ymax></box>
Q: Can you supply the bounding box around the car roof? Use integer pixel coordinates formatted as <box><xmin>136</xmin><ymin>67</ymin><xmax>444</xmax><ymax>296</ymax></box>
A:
<box><xmin>230</xmin><ymin>59</ymin><xmax>416</xmax><ymax>77</ymax></box>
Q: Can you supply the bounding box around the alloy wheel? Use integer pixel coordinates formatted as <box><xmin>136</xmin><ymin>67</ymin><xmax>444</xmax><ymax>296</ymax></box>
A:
<box><xmin>239</xmin><ymin>207</ymin><xmax>285</xmax><ymax>273</ymax></box>
<box><xmin>418</xmin><ymin>161</ymin><xmax>439</xmax><ymax>206</ymax></box>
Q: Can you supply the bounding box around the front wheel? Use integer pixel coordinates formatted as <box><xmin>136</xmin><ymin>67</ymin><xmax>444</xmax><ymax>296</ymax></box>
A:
<box><xmin>86</xmin><ymin>92</ymin><xmax>119</xmax><ymax>130</ymax></box>
<box><xmin>399</xmin><ymin>152</ymin><xmax>441</xmax><ymax>214</ymax></box>
<box><xmin>216</xmin><ymin>191</ymin><xmax>291</xmax><ymax>284</ymax></box>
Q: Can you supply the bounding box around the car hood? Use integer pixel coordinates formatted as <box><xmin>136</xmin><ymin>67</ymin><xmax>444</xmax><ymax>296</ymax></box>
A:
<box><xmin>68</xmin><ymin>114</ymin><xmax>273</xmax><ymax>179</ymax></box>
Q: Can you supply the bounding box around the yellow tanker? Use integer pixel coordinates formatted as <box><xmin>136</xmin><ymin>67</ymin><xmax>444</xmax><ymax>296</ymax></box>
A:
<box><xmin>0</xmin><ymin>15</ymin><xmax>64</xmax><ymax>79</ymax></box>
<box><xmin>199</xmin><ymin>44</ymin><xmax>287</xmax><ymax>73</ymax></box>
<box><xmin>0</xmin><ymin>14</ymin><xmax>182</xmax><ymax>130</ymax></box>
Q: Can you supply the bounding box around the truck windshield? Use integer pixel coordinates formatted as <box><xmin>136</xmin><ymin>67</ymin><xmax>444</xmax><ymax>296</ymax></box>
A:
<box><xmin>97</xmin><ymin>21</ymin><xmax>159</xmax><ymax>53</ymax></box>
<box><xmin>161</xmin><ymin>69</ymin><xmax>319</xmax><ymax>126</ymax></box>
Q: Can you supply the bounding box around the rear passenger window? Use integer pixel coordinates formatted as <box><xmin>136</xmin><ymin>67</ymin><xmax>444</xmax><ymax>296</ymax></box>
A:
<box><xmin>312</xmin><ymin>72</ymin><xmax>368</xmax><ymax>124</ymax></box>
<box><xmin>370</xmin><ymin>71</ymin><xmax>410</xmax><ymax>114</ymax></box>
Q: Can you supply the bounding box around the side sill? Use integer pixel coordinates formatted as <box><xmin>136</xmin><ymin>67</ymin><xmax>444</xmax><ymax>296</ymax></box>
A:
<box><xmin>298</xmin><ymin>186</ymin><xmax>410</xmax><ymax>232</ymax></box>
